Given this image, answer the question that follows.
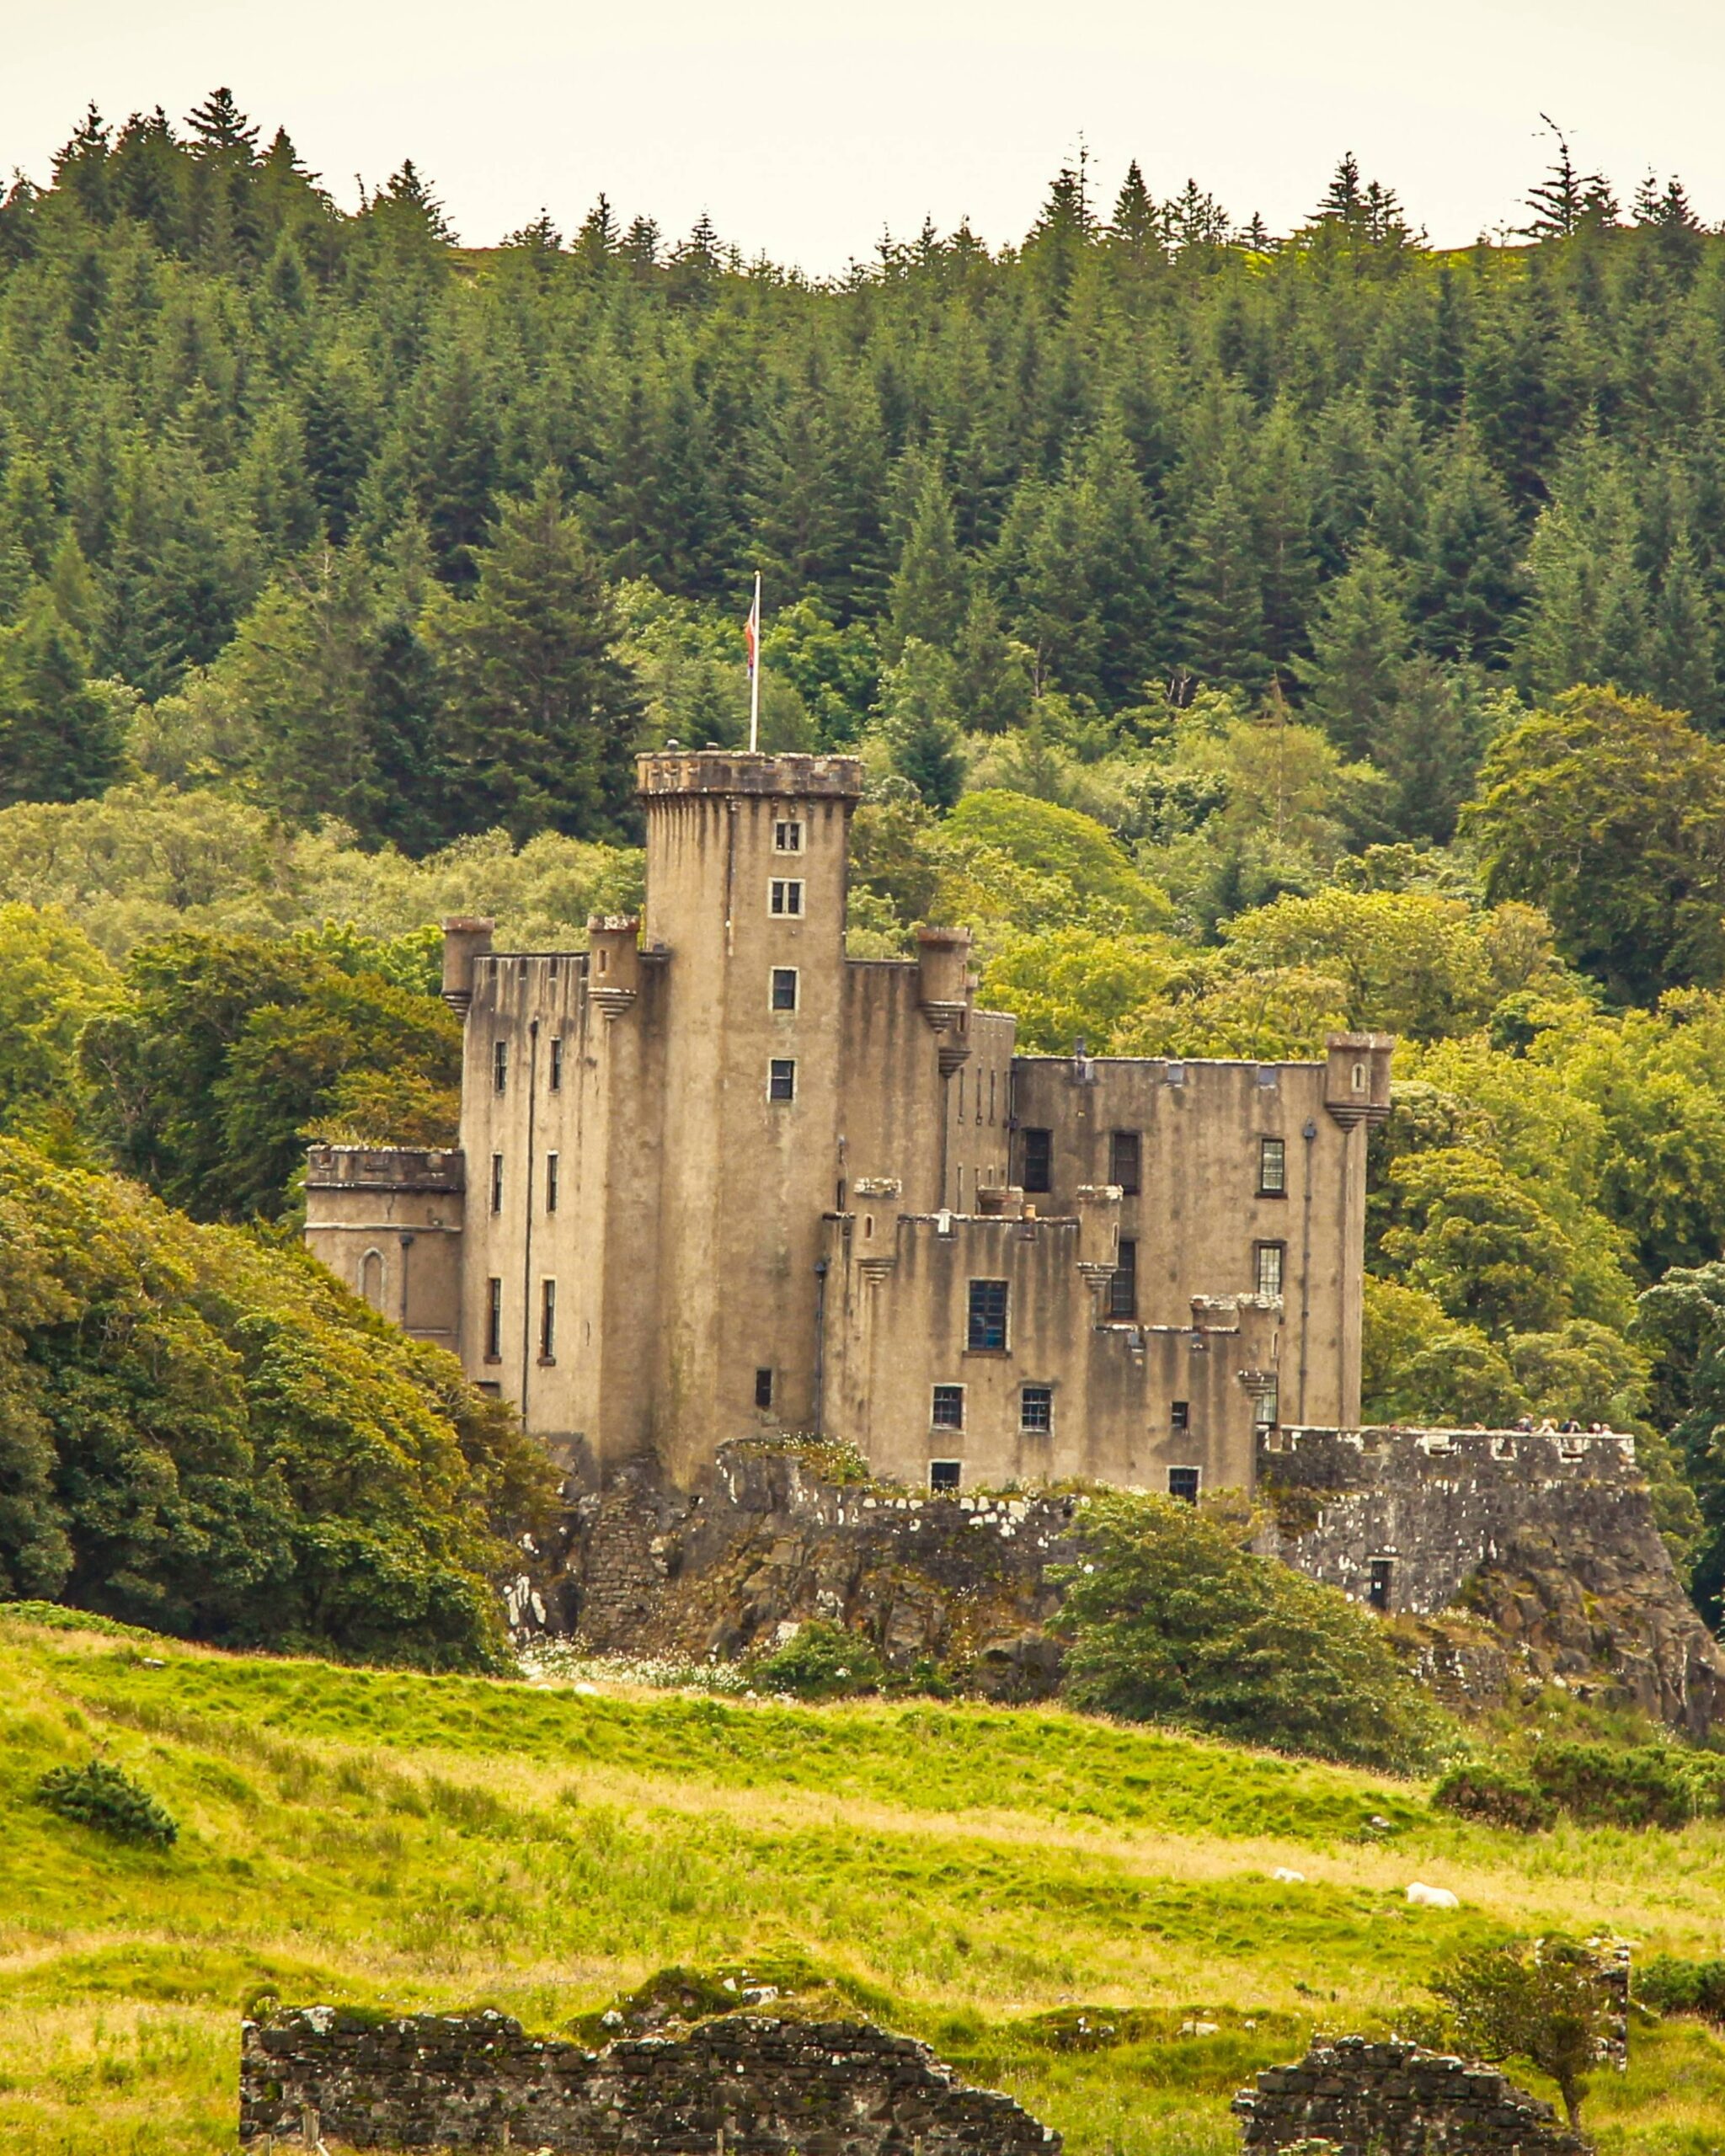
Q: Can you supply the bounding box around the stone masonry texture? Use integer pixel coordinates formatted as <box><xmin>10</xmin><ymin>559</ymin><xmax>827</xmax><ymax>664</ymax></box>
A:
<box><xmin>240</xmin><ymin>2006</ymin><xmax>1060</xmax><ymax>2153</ymax></box>
<box><xmin>1232</xmin><ymin>2036</ymin><xmax>1589</xmax><ymax>2153</ymax></box>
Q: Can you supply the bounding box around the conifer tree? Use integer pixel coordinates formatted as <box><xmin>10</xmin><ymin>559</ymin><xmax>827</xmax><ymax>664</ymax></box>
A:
<box><xmin>1294</xmin><ymin>544</ymin><xmax>1414</xmax><ymax>761</ymax></box>
<box><xmin>886</xmin><ymin>457</ymin><xmax>967</xmax><ymax>659</ymax></box>
<box><xmin>431</xmin><ymin>469</ymin><xmax>639</xmax><ymax>841</ymax></box>
<box><xmin>0</xmin><ymin>592</ymin><xmax>126</xmax><ymax>806</ymax></box>
<box><xmin>1416</xmin><ymin>434</ymin><xmax>1524</xmax><ymax>665</ymax></box>
<box><xmin>1648</xmin><ymin>532</ymin><xmax>1718</xmax><ymax>728</ymax></box>
<box><xmin>1251</xmin><ymin>404</ymin><xmax>1318</xmax><ymax>676</ymax></box>
<box><xmin>1179</xmin><ymin>477</ymin><xmax>1268</xmax><ymax>692</ymax></box>
<box><xmin>874</xmin><ymin>638</ymin><xmax>964</xmax><ymax>808</ymax></box>
<box><xmin>951</xmin><ymin>588</ymin><xmax>1032</xmax><ymax>734</ymax></box>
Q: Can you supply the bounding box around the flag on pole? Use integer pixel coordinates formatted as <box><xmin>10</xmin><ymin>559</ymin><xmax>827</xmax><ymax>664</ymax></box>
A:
<box><xmin>745</xmin><ymin>571</ymin><xmax>762</xmax><ymax>752</ymax></box>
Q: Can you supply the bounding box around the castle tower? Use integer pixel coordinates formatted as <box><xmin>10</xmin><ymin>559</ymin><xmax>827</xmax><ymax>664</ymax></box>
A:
<box><xmin>638</xmin><ymin>750</ymin><xmax>865</xmax><ymax>1481</ymax></box>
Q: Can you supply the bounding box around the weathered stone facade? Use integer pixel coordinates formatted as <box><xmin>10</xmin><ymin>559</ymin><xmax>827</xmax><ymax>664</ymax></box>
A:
<box><xmin>306</xmin><ymin>750</ymin><xmax>1390</xmax><ymax>1502</ymax></box>
<box><xmin>1231</xmin><ymin>2036</ymin><xmax>1588</xmax><ymax>2153</ymax></box>
<box><xmin>239</xmin><ymin>2006</ymin><xmax>1059</xmax><ymax>2152</ymax></box>
<box><xmin>1258</xmin><ymin>1427</ymin><xmax>1725</xmax><ymax>1737</ymax></box>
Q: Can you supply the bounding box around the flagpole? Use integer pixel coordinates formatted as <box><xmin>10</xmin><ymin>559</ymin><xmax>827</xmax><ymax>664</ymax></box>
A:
<box><xmin>748</xmin><ymin>570</ymin><xmax>761</xmax><ymax>753</ymax></box>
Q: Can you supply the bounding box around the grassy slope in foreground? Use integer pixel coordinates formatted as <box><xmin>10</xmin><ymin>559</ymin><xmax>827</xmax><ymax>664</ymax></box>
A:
<box><xmin>4</xmin><ymin>1612</ymin><xmax>1725</xmax><ymax>2154</ymax></box>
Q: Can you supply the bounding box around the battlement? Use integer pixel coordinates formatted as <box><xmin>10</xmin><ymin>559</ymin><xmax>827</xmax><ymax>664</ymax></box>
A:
<box><xmin>1265</xmin><ymin>1423</ymin><xmax>1638</xmax><ymax>1479</ymax></box>
<box><xmin>636</xmin><ymin>749</ymin><xmax>865</xmax><ymax>801</ymax></box>
<box><xmin>304</xmin><ymin>1145</ymin><xmax>465</xmax><ymax>1194</ymax></box>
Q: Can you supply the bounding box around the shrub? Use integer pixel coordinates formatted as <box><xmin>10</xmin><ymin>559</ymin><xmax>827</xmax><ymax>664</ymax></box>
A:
<box><xmin>750</xmin><ymin>1621</ymin><xmax>884</xmax><ymax>1700</ymax></box>
<box><xmin>1638</xmin><ymin>1954</ymin><xmax>1725</xmax><ymax>2022</ymax></box>
<box><xmin>1529</xmin><ymin>1742</ymin><xmax>1702</xmax><ymax>1830</ymax></box>
<box><xmin>37</xmin><ymin>1759</ymin><xmax>178</xmax><ymax>1847</ymax></box>
<box><xmin>1055</xmin><ymin>1492</ymin><xmax>1452</xmax><ymax>1772</ymax></box>
<box><xmin>1431</xmin><ymin>1936</ymin><xmax>1610</xmax><ymax>2128</ymax></box>
<box><xmin>1432</xmin><ymin>1761</ymin><xmax>1556</xmax><ymax>1833</ymax></box>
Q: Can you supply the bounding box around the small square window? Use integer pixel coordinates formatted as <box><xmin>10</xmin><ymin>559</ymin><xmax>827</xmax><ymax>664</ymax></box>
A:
<box><xmin>967</xmin><ymin>1278</ymin><xmax>1009</xmax><ymax>1351</ymax></box>
<box><xmin>769</xmin><ymin>878</ymin><xmax>804</xmax><ymax>916</ymax></box>
<box><xmin>546</xmin><ymin>1153</ymin><xmax>559</xmax><ymax>1214</ymax></box>
<box><xmin>1021</xmin><ymin>1128</ymin><xmax>1052</xmax><ymax>1193</ymax></box>
<box><xmin>774</xmin><ymin>819</ymin><xmax>803</xmax><ymax>852</ymax></box>
<box><xmin>1109</xmin><ymin>1130</ymin><xmax>1141</xmax><ymax>1194</ymax></box>
<box><xmin>490</xmin><ymin>1153</ymin><xmax>504</xmax><ymax>1214</ymax></box>
<box><xmin>1167</xmin><ymin>1465</ymin><xmax>1201</xmax><ymax>1504</ymax></box>
<box><xmin>485</xmin><ymin>1276</ymin><xmax>503</xmax><ymax>1360</ymax></box>
<box><xmin>1107</xmin><ymin>1237</ymin><xmax>1138</xmax><ymax>1320</ymax></box>
<box><xmin>755</xmin><ymin>1367</ymin><xmax>774</xmax><ymax>1410</ymax></box>
<box><xmin>768</xmin><ymin>1058</ymin><xmax>796</xmax><ymax>1102</ymax></box>
<box><xmin>1258</xmin><ymin>1136</ymin><xmax>1287</xmax><ymax>1195</ymax></box>
<box><xmin>932</xmin><ymin>1384</ymin><xmax>964</xmax><ymax>1430</ymax></box>
<box><xmin>929</xmin><ymin>1460</ymin><xmax>962</xmax><ymax>1492</ymax></box>
<box><xmin>1020</xmin><ymin>1385</ymin><xmax>1053</xmax><ymax>1433</ymax></box>
<box><xmin>1255</xmin><ymin>1241</ymin><xmax>1284</xmax><ymax>1298</ymax></box>
<box><xmin>1171</xmin><ymin>1400</ymin><xmax>1190</xmax><ymax>1432</ymax></box>
<box><xmin>492</xmin><ymin>1039</ymin><xmax>509</xmax><ymax>1093</ymax></box>
<box><xmin>549</xmin><ymin>1037</ymin><xmax>563</xmax><ymax>1091</ymax></box>
<box><xmin>771</xmin><ymin>966</ymin><xmax>798</xmax><ymax>1011</ymax></box>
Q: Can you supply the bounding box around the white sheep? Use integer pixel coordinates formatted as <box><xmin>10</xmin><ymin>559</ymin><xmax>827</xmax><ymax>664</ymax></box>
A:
<box><xmin>1405</xmin><ymin>1881</ymin><xmax>1460</xmax><ymax>1909</ymax></box>
<box><xmin>1271</xmin><ymin>1867</ymin><xmax>1306</xmax><ymax>1884</ymax></box>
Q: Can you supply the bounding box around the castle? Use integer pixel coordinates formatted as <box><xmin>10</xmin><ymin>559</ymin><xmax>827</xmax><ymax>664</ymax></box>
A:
<box><xmin>304</xmin><ymin>750</ymin><xmax>1392</xmax><ymax>1499</ymax></box>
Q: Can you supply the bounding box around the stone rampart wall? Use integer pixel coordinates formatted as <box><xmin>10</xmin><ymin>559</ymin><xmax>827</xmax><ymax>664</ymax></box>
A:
<box><xmin>1232</xmin><ymin>2036</ymin><xmax>1587</xmax><ymax>2153</ymax></box>
<box><xmin>240</xmin><ymin>2006</ymin><xmax>1060</xmax><ymax>2153</ymax></box>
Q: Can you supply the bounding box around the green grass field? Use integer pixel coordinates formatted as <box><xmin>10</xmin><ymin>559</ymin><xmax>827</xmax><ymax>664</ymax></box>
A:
<box><xmin>6</xmin><ymin>1606</ymin><xmax>1725</xmax><ymax>2154</ymax></box>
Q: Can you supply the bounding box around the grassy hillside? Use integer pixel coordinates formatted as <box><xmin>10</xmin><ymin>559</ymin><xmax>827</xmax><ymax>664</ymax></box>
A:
<box><xmin>7</xmin><ymin>1607</ymin><xmax>1725</xmax><ymax>2154</ymax></box>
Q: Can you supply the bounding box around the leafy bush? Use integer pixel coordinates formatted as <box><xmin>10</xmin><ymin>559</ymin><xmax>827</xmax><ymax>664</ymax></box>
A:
<box><xmin>1433</xmin><ymin>1761</ymin><xmax>1556</xmax><ymax>1833</ymax></box>
<box><xmin>1638</xmin><ymin>1954</ymin><xmax>1725</xmax><ymax>2023</ymax></box>
<box><xmin>0</xmin><ymin>1136</ymin><xmax>556</xmax><ymax>1670</ymax></box>
<box><xmin>750</xmin><ymin>1621</ymin><xmax>884</xmax><ymax>1700</ymax></box>
<box><xmin>1529</xmin><ymin>1741</ymin><xmax>1717</xmax><ymax>1831</ymax></box>
<box><xmin>1056</xmin><ymin>1492</ymin><xmax>1452</xmax><ymax>1772</ymax></box>
<box><xmin>1430</xmin><ymin>1936</ymin><xmax>1610</xmax><ymax>2128</ymax></box>
<box><xmin>36</xmin><ymin>1759</ymin><xmax>178</xmax><ymax>1847</ymax></box>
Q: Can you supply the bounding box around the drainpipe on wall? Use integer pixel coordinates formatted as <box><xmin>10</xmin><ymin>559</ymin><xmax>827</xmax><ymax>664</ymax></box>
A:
<box><xmin>1297</xmin><ymin>1118</ymin><xmax>1317</xmax><ymax>1426</ymax></box>
<box><xmin>519</xmin><ymin>1017</ymin><xmax>541</xmax><ymax>1422</ymax></box>
<box><xmin>812</xmin><ymin>1258</ymin><xmax>830</xmax><ymax>1435</ymax></box>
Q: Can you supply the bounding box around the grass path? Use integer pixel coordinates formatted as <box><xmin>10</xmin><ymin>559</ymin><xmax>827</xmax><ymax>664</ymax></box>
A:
<box><xmin>5</xmin><ymin>1611</ymin><xmax>1725</xmax><ymax>2153</ymax></box>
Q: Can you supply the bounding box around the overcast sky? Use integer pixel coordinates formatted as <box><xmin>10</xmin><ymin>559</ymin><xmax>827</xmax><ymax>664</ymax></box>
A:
<box><xmin>8</xmin><ymin>0</ymin><xmax>1725</xmax><ymax>271</ymax></box>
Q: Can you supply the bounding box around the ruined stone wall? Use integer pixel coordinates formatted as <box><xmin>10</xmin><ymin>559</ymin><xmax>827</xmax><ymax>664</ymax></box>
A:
<box><xmin>1232</xmin><ymin>2036</ymin><xmax>1587</xmax><ymax>2153</ymax></box>
<box><xmin>1258</xmin><ymin>1426</ymin><xmax>1725</xmax><ymax>1738</ymax></box>
<box><xmin>240</xmin><ymin>2007</ymin><xmax>1059</xmax><ymax>2153</ymax></box>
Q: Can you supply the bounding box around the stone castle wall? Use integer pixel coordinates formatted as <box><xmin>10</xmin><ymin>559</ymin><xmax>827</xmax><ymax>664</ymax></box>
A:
<box><xmin>1257</xmin><ymin>1426</ymin><xmax>1724</xmax><ymax>1737</ymax></box>
<box><xmin>1232</xmin><ymin>2036</ymin><xmax>1587</xmax><ymax>2153</ymax></box>
<box><xmin>240</xmin><ymin>2006</ymin><xmax>1060</xmax><ymax>2153</ymax></box>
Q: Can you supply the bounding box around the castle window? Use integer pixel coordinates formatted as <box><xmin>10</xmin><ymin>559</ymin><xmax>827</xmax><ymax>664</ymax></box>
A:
<box><xmin>1254</xmin><ymin>1240</ymin><xmax>1284</xmax><ymax>1298</ymax></box>
<box><xmin>989</xmin><ymin>1071</ymin><xmax>996</xmax><ymax>1123</ymax></box>
<box><xmin>967</xmin><ymin>1278</ymin><xmax>1009</xmax><ymax>1352</ymax></box>
<box><xmin>545</xmin><ymin>1153</ymin><xmax>559</xmax><ymax>1213</ymax></box>
<box><xmin>768</xmin><ymin>1058</ymin><xmax>796</xmax><ymax>1102</ymax></box>
<box><xmin>1171</xmin><ymin>1400</ymin><xmax>1190</xmax><ymax>1431</ymax></box>
<box><xmin>929</xmin><ymin>1460</ymin><xmax>962</xmax><ymax>1492</ymax></box>
<box><xmin>1021</xmin><ymin>1128</ymin><xmax>1052</xmax><ymax>1193</ymax></box>
<box><xmin>359</xmin><ymin>1247</ymin><xmax>385</xmax><ymax>1311</ymax></box>
<box><xmin>549</xmin><ymin>1037</ymin><xmax>563</xmax><ymax>1091</ymax></box>
<box><xmin>1020</xmin><ymin>1385</ymin><xmax>1053</xmax><ymax>1433</ymax></box>
<box><xmin>755</xmin><ymin>1367</ymin><xmax>774</xmax><ymax>1409</ymax></box>
<box><xmin>1167</xmin><ymin>1465</ymin><xmax>1201</xmax><ymax>1504</ymax></box>
<box><xmin>1353</xmin><ymin>1059</ymin><xmax>1367</xmax><ymax>1093</ymax></box>
<box><xmin>1368</xmin><ymin>1557</ymin><xmax>1393</xmax><ymax>1610</ymax></box>
<box><xmin>493</xmin><ymin>1039</ymin><xmax>509</xmax><ymax>1093</ymax></box>
<box><xmin>932</xmin><ymin>1384</ymin><xmax>964</xmax><ymax>1430</ymax></box>
<box><xmin>1106</xmin><ymin>1237</ymin><xmax>1137</xmax><ymax>1319</ymax></box>
<box><xmin>539</xmin><ymin>1278</ymin><xmax>557</xmax><ymax>1361</ymax></box>
<box><xmin>774</xmin><ymin>819</ymin><xmax>803</xmax><ymax>852</ymax></box>
<box><xmin>1258</xmin><ymin>1136</ymin><xmax>1287</xmax><ymax>1196</ymax></box>
<box><xmin>490</xmin><ymin>1153</ymin><xmax>504</xmax><ymax>1214</ymax></box>
<box><xmin>1254</xmin><ymin>1383</ymin><xmax>1279</xmax><ymax>1432</ymax></box>
<box><xmin>485</xmin><ymin>1277</ymin><xmax>503</xmax><ymax>1361</ymax></box>
<box><xmin>771</xmin><ymin>966</ymin><xmax>798</xmax><ymax>1011</ymax></box>
<box><xmin>1109</xmin><ymin>1130</ymin><xmax>1141</xmax><ymax>1194</ymax></box>
<box><xmin>769</xmin><ymin>878</ymin><xmax>804</xmax><ymax>916</ymax></box>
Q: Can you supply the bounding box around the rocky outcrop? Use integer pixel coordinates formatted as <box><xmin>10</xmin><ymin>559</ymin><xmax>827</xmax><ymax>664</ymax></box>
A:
<box><xmin>240</xmin><ymin>2006</ymin><xmax>1060</xmax><ymax>2153</ymax></box>
<box><xmin>541</xmin><ymin>1442</ymin><xmax>1077</xmax><ymax>1697</ymax></box>
<box><xmin>1257</xmin><ymin>1428</ymin><xmax>1725</xmax><ymax>1739</ymax></box>
<box><xmin>1232</xmin><ymin>2036</ymin><xmax>1588</xmax><ymax>2153</ymax></box>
